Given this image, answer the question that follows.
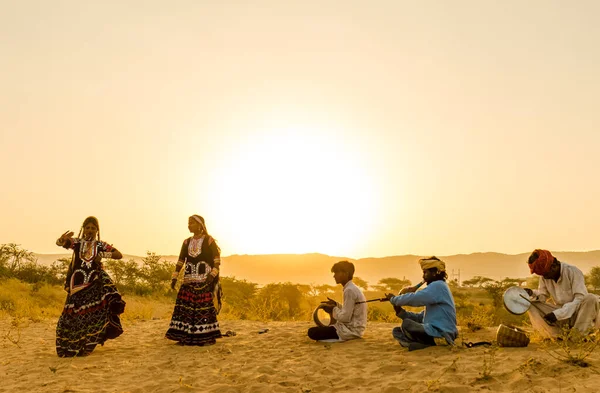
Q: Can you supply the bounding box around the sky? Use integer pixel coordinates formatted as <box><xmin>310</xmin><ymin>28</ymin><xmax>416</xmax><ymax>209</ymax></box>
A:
<box><xmin>1</xmin><ymin>0</ymin><xmax>599</xmax><ymax>259</ymax></box>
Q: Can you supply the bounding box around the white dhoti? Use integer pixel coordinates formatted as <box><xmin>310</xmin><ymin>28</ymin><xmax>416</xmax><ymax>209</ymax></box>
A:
<box><xmin>527</xmin><ymin>294</ymin><xmax>600</xmax><ymax>338</ymax></box>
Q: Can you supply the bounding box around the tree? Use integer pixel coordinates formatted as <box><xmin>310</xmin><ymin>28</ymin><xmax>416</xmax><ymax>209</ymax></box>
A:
<box><xmin>104</xmin><ymin>258</ymin><xmax>127</xmax><ymax>286</ymax></box>
<box><xmin>353</xmin><ymin>276</ymin><xmax>369</xmax><ymax>291</ymax></box>
<box><xmin>501</xmin><ymin>278</ymin><xmax>527</xmax><ymax>287</ymax></box>
<box><xmin>462</xmin><ymin>276</ymin><xmax>494</xmax><ymax>288</ymax></box>
<box><xmin>220</xmin><ymin>276</ymin><xmax>258</xmax><ymax>318</ymax></box>
<box><xmin>140</xmin><ymin>252</ymin><xmax>173</xmax><ymax>291</ymax></box>
<box><xmin>252</xmin><ymin>282</ymin><xmax>304</xmax><ymax>320</ymax></box>
<box><xmin>586</xmin><ymin>266</ymin><xmax>600</xmax><ymax>291</ymax></box>
<box><xmin>121</xmin><ymin>259</ymin><xmax>141</xmax><ymax>288</ymax></box>
<box><xmin>0</xmin><ymin>243</ymin><xmax>35</xmax><ymax>274</ymax></box>
<box><xmin>482</xmin><ymin>279</ymin><xmax>512</xmax><ymax>308</ymax></box>
<box><xmin>448</xmin><ymin>279</ymin><xmax>460</xmax><ymax>289</ymax></box>
<box><xmin>376</xmin><ymin>277</ymin><xmax>412</xmax><ymax>293</ymax></box>
<box><xmin>314</xmin><ymin>284</ymin><xmax>336</xmax><ymax>296</ymax></box>
<box><xmin>48</xmin><ymin>257</ymin><xmax>71</xmax><ymax>285</ymax></box>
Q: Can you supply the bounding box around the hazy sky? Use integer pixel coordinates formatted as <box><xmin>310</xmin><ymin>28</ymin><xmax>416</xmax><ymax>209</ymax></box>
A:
<box><xmin>1</xmin><ymin>0</ymin><xmax>599</xmax><ymax>258</ymax></box>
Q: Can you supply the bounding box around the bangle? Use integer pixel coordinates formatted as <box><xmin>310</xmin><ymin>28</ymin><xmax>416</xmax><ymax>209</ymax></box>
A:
<box><xmin>210</xmin><ymin>268</ymin><xmax>219</xmax><ymax>277</ymax></box>
<box><xmin>171</xmin><ymin>272</ymin><xmax>179</xmax><ymax>280</ymax></box>
<box><xmin>99</xmin><ymin>252</ymin><xmax>113</xmax><ymax>259</ymax></box>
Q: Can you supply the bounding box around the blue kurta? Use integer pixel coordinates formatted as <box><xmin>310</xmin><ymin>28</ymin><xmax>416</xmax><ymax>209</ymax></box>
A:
<box><xmin>390</xmin><ymin>280</ymin><xmax>458</xmax><ymax>343</ymax></box>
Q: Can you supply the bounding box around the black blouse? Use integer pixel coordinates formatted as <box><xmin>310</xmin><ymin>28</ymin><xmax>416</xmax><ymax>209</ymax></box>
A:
<box><xmin>62</xmin><ymin>239</ymin><xmax>113</xmax><ymax>292</ymax></box>
<box><xmin>178</xmin><ymin>235</ymin><xmax>220</xmax><ymax>283</ymax></box>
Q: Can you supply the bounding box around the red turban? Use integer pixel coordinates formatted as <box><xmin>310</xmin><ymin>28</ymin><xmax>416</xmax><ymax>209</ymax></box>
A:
<box><xmin>528</xmin><ymin>249</ymin><xmax>554</xmax><ymax>275</ymax></box>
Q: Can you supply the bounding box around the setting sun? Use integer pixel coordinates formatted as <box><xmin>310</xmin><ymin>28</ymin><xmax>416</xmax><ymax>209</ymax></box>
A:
<box><xmin>207</xmin><ymin>124</ymin><xmax>381</xmax><ymax>256</ymax></box>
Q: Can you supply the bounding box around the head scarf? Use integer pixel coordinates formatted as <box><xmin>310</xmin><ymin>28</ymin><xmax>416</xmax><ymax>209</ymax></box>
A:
<box><xmin>80</xmin><ymin>216</ymin><xmax>100</xmax><ymax>241</ymax></box>
<box><xmin>419</xmin><ymin>257</ymin><xmax>446</xmax><ymax>272</ymax></box>
<box><xmin>82</xmin><ymin>216</ymin><xmax>99</xmax><ymax>230</ymax></box>
<box><xmin>528</xmin><ymin>249</ymin><xmax>554</xmax><ymax>275</ymax></box>
<box><xmin>190</xmin><ymin>215</ymin><xmax>206</xmax><ymax>232</ymax></box>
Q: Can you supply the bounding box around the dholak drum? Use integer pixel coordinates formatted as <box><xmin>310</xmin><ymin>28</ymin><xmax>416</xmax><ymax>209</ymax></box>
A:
<box><xmin>503</xmin><ymin>286</ymin><xmax>531</xmax><ymax>315</ymax></box>
<box><xmin>312</xmin><ymin>304</ymin><xmax>337</xmax><ymax>327</ymax></box>
<box><xmin>496</xmin><ymin>324</ymin><xmax>530</xmax><ymax>347</ymax></box>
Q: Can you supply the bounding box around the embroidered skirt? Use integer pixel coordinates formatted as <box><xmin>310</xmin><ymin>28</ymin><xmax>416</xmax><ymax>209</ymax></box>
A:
<box><xmin>165</xmin><ymin>282</ymin><xmax>222</xmax><ymax>345</ymax></box>
<box><xmin>56</xmin><ymin>270</ymin><xmax>125</xmax><ymax>357</ymax></box>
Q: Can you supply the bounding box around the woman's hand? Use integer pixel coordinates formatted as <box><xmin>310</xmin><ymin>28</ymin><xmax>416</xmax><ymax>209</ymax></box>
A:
<box><xmin>56</xmin><ymin>230</ymin><xmax>74</xmax><ymax>246</ymax></box>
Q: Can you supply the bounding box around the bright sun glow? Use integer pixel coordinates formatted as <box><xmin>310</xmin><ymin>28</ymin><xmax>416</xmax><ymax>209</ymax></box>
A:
<box><xmin>207</xmin><ymin>125</ymin><xmax>380</xmax><ymax>256</ymax></box>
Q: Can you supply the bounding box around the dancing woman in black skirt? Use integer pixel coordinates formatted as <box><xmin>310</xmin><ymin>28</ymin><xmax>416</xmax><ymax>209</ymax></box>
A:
<box><xmin>165</xmin><ymin>215</ymin><xmax>223</xmax><ymax>346</ymax></box>
<box><xmin>55</xmin><ymin>216</ymin><xmax>125</xmax><ymax>357</ymax></box>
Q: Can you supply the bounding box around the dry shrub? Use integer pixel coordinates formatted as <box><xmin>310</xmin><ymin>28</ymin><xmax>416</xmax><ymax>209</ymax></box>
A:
<box><xmin>367</xmin><ymin>306</ymin><xmax>398</xmax><ymax>322</ymax></box>
<box><xmin>0</xmin><ymin>278</ymin><xmax>63</xmax><ymax>321</ymax></box>
<box><xmin>458</xmin><ymin>304</ymin><xmax>495</xmax><ymax>332</ymax></box>
<box><xmin>544</xmin><ymin>327</ymin><xmax>600</xmax><ymax>367</ymax></box>
<box><xmin>475</xmin><ymin>345</ymin><xmax>498</xmax><ymax>382</ymax></box>
<box><xmin>425</xmin><ymin>356</ymin><xmax>461</xmax><ymax>391</ymax></box>
<box><xmin>120</xmin><ymin>296</ymin><xmax>173</xmax><ymax>322</ymax></box>
<box><xmin>517</xmin><ymin>357</ymin><xmax>542</xmax><ymax>375</ymax></box>
<box><xmin>0</xmin><ymin>278</ymin><xmax>174</xmax><ymax>323</ymax></box>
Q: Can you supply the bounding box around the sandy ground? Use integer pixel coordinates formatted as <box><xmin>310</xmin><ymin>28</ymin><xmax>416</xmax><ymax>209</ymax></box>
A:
<box><xmin>2</xmin><ymin>318</ymin><xmax>600</xmax><ymax>393</ymax></box>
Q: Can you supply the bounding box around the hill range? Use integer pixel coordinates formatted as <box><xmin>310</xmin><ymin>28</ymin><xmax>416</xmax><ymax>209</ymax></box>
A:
<box><xmin>33</xmin><ymin>250</ymin><xmax>600</xmax><ymax>287</ymax></box>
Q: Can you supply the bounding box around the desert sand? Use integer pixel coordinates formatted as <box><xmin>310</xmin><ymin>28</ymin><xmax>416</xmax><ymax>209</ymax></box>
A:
<box><xmin>2</xmin><ymin>318</ymin><xmax>599</xmax><ymax>393</ymax></box>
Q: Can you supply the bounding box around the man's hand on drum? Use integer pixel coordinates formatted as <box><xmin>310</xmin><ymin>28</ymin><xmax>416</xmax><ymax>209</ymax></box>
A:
<box><xmin>543</xmin><ymin>312</ymin><xmax>558</xmax><ymax>324</ymax></box>
<box><xmin>320</xmin><ymin>298</ymin><xmax>337</xmax><ymax>313</ymax></box>
<box><xmin>523</xmin><ymin>288</ymin><xmax>534</xmax><ymax>296</ymax></box>
<box><xmin>384</xmin><ymin>293</ymin><xmax>395</xmax><ymax>301</ymax></box>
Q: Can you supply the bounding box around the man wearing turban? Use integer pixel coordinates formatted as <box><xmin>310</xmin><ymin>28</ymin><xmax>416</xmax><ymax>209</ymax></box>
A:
<box><xmin>524</xmin><ymin>249</ymin><xmax>600</xmax><ymax>338</ymax></box>
<box><xmin>386</xmin><ymin>256</ymin><xmax>458</xmax><ymax>351</ymax></box>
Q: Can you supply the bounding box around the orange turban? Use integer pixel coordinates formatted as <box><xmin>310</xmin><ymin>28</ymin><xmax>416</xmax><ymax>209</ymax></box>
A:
<box><xmin>528</xmin><ymin>249</ymin><xmax>554</xmax><ymax>275</ymax></box>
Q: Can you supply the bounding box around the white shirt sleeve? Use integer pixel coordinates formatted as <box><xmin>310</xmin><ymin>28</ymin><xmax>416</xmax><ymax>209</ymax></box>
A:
<box><xmin>533</xmin><ymin>278</ymin><xmax>549</xmax><ymax>302</ymax></box>
<box><xmin>332</xmin><ymin>287</ymin><xmax>357</xmax><ymax>323</ymax></box>
<box><xmin>553</xmin><ymin>268</ymin><xmax>588</xmax><ymax>320</ymax></box>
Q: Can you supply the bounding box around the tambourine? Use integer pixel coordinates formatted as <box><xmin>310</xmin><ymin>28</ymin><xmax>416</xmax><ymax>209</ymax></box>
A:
<box><xmin>312</xmin><ymin>304</ymin><xmax>337</xmax><ymax>327</ymax></box>
<box><xmin>503</xmin><ymin>286</ymin><xmax>531</xmax><ymax>315</ymax></box>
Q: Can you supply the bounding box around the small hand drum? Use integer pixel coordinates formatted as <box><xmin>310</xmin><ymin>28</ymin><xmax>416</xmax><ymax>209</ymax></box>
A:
<box><xmin>503</xmin><ymin>286</ymin><xmax>531</xmax><ymax>315</ymax></box>
<box><xmin>312</xmin><ymin>304</ymin><xmax>337</xmax><ymax>327</ymax></box>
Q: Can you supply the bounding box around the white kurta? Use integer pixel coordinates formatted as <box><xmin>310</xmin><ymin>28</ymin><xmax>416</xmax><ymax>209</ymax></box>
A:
<box><xmin>332</xmin><ymin>281</ymin><xmax>368</xmax><ymax>341</ymax></box>
<box><xmin>532</xmin><ymin>262</ymin><xmax>587</xmax><ymax>320</ymax></box>
<box><xmin>529</xmin><ymin>262</ymin><xmax>600</xmax><ymax>337</ymax></box>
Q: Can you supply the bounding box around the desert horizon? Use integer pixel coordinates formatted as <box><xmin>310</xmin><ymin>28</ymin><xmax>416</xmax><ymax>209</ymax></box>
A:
<box><xmin>29</xmin><ymin>249</ymin><xmax>600</xmax><ymax>286</ymax></box>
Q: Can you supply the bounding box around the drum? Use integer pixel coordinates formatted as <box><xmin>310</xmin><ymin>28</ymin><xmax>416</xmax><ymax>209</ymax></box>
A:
<box><xmin>496</xmin><ymin>324</ymin><xmax>530</xmax><ymax>347</ymax></box>
<box><xmin>312</xmin><ymin>304</ymin><xmax>337</xmax><ymax>327</ymax></box>
<box><xmin>503</xmin><ymin>286</ymin><xmax>531</xmax><ymax>315</ymax></box>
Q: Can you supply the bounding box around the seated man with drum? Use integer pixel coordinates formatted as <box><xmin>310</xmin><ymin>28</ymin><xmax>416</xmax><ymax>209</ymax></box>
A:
<box><xmin>524</xmin><ymin>249</ymin><xmax>599</xmax><ymax>338</ymax></box>
<box><xmin>307</xmin><ymin>261</ymin><xmax>368</xmax><ymax>341</ymax></box>
<box><xmin>386</xmin><ymin>257</ymin><xmax>458</xmax><ymax>351</ymax></box>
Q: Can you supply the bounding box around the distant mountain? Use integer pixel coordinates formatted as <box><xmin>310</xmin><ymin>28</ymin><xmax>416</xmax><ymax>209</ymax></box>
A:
<box><xmin>33</xmin><ymin>250</ymin><xmax>600</xmax><ymax>287</ymax></box>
